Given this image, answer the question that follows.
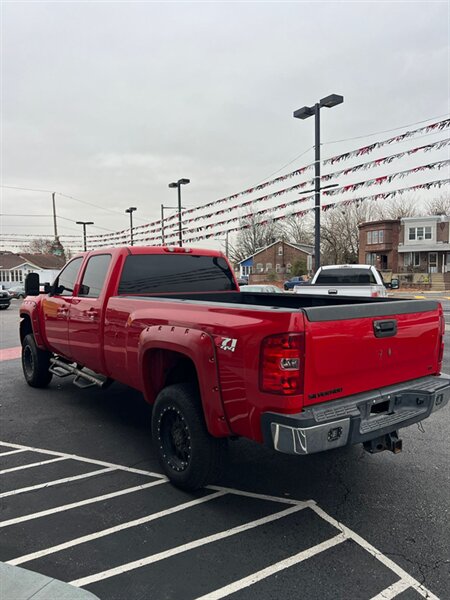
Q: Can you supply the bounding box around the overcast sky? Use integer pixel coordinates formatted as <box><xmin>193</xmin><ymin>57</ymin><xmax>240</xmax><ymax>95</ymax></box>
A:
<box><xmin>2</xmin><ymin>1</ymin><xmax>449</xmax><ymax>252</ymax></box>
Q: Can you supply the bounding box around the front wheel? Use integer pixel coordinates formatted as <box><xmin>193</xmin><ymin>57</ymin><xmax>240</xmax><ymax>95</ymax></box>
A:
<box><xmin>22</xmin><ymin>334</ymin><xmax>53</xmax><ymax>388</ymax></box>
<box><xmin>151</xmin><ymin>383</ymin><xmax>226</xmax><ymax>490</ymax></box>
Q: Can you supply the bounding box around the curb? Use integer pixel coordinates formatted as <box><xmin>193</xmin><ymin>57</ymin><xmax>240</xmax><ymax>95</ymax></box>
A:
<box><xmin>0</xmin><ymin>562</ymin><xmax>100</xmax><ymax>600</ymax></box>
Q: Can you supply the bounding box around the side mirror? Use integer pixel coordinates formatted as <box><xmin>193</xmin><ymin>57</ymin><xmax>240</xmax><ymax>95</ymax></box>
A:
<box><xmin>25</xmin><ymin>273</ymin><xmax>40</xmax><ymax>296</ymax></box>
<box><xmin>390</xmin><ymin>278</ymin><xmax>400</xmax><ymax>290</ymax></box>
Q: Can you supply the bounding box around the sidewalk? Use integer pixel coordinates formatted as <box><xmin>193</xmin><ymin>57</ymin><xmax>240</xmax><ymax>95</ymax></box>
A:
<box><xmin>0</xmin><ymin>563</ymin><xmax>99</xmax><ymax>600</ymax></box>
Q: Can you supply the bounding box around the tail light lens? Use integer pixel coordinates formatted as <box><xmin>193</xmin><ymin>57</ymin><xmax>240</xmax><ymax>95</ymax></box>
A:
<box><xmin>260</xmin><ymin>333</ymin><xmax>304</xmax><ymax>395</ymax></box>
<box><xmin>438</xmin><ymin>310</ymin><xmax>445</xmax><ymax>371</ymax></box>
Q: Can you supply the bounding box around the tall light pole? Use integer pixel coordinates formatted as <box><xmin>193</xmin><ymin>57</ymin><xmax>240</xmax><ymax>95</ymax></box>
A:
<box><xmin>293</xmin><ymin>94</ymin><xmax>343</xmax><ymax>270</ymax></box>
<box><xmin>76</xmin><ymin>221</ymin><xmax>94</xmax><ymax>252</ymax></box>
<box><xmin>160</xmin><ymin>204</ymin><xmax>179</xmax><ymax>245</ymax></box>
<box><xmin>168</xmin><ymin>178</ymin><xmax>190</xmax><ymax>247</ymax></box>
<box><xmin>125</xmin><ymin>207</ymin><xmax>137</xmax><ymax>246</ymax></box>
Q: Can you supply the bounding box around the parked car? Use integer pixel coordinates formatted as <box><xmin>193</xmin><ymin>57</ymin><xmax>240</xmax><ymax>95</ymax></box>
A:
<box><xmin>0</xmin><ymin>288</ymin><xmax>11</xmax><ymax>310</ymax></box>
<box><xmin>293</xmin><ymin>265</ymin><xmax>388</xmax><ymax>298</ymax></box>
<box><xmin>8</xmin><ymin>285</ymin><xmax>26</xmax><ymax>299</ymax></box>
<box><xmin>237</xmin><ymin>276</ymin><xmax>248</xmax><ymax>286</ymax></box>
<box><xmin>284</xmin><ymin>276</ymin><xmax>310</xmax><ymax>290</ymax></box>
<box><xmin>241</xmin><ymin>284</ymin><xmax>283</xmax><ymax>293</ymax></box>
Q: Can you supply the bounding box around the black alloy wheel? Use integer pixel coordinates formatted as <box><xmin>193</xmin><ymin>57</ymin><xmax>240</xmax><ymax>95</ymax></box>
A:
<box><xmin>152</xmin><ymin>383</ymin><xmax>226</xmax><ymax>490</ymax></box>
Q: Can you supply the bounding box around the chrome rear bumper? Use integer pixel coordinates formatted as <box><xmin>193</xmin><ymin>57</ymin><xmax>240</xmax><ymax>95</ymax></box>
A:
<box><xmin>262</xmin><ymin>374</ymin><xmax>450</xmax><ymax>455</ymax></box>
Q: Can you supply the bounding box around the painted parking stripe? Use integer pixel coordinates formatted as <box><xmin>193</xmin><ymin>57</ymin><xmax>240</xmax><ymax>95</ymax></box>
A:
<box><xmin>370</xmin><ymin>579</ymin><xmax>411</xmax><ymax>600</ymax></box>
<box><xmin>0</xmin><ymin>346</ymin><xmax>21</xmax><ymax>361</ymax></box>
<box><xmin>0</xmin><ymin>480</ymin><xmax>167</xmax><ymax>529</ymax></box>
<box><xmin>9</xmin><ymin>491</ymin><xmax>227</xmax><ymax>566</ymax></box>
<box><xmin>0</xmin><ymin>456</ymin><xmax>66</xmax><ymax>475</ymax></box>
<box><xmin>194</xmin><ymin>533</ymin><xmax>346</xmax><ymax>600</ymax></box>
<box><xmin>0</xmin><ymin>467</ymin><xmax>115</xmax><ymax>499</ymax></box>
<box><xmin>0</xmin><ymin>441</ymin><xmax>440</xmax><ymax>600</ymax></box>
<box><xmin>0</xmin><ymin>449</ymin><xmax>28</xmax><ymax>457</ymax></box>
<box><xmin>69</xmin><ymin>504</ymin><xmax>307</xmax><ymax>588</ymax></box>
<box><xmin>310</xmin><ymin>504</ymin><xmax>439</xmax><ymax>600</ymax></box>
<box><xmin>0</xmin><ymin>441</ymin><xmax>166</xmax><ymax>479</ymax></box>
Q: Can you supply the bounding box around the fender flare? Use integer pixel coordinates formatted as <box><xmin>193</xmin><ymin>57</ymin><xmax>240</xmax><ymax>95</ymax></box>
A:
<box><xmin>138</xmin><ymin>325</ymin><xmax>232</xmax><ymax>438</ymax></box>
<box><xmin>20</xmin><ymin>301</ymin><xmax>46</xmax><ymax>349</ymax></box>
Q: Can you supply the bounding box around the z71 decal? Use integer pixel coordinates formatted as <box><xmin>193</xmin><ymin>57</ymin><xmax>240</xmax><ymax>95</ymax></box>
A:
<box><xmin>219</xmin><ymin>338</ymin><xmax>238</xmax><ymax>352</ymax></box>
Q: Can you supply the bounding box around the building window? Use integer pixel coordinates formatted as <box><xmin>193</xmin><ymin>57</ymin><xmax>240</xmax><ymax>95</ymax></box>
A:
<box><xmin>256</xmin><ymin>263</ymin><xmax>263</xmax><ymax>273</ymax></box>
<box><xmin>265</xmin><ymin>263</ymin><xmax>272</xmax><ymax>272</ymax></box>
<box><xmin>404</xmin><ymin>252</ymin><xmax>420</xmax><ymax>267</ymax></box>
<box><xmin>286</xmin><ymin>263</ymin><xmax>292</xmax><ymax>274</ymax></box>
<box><xmin>365</xmin><ymin>253</ymin><xmax>377</xmax><ymax>266</ymax></box>
<box><xmin>278</xmin><ymin>246</ymin><xmax>283</xmax><ymax>256</ymax></box>
<box><xmin>409</xmin><ymin>226</ymin><xmax>432</xmax><ymax>241</ymax></box>
<box><xmin>275</xmin><ymin>263</ymin><xmax>281</xmax><ymax>273</ymax></box>
<box><xmin>367</xmin><ymin>230</ymin><xmax>384</xmax><ymax>245</ymax></box>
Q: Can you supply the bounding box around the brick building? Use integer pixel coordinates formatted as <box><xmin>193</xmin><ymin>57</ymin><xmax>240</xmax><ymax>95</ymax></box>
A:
<box><xmin>238</xmin><ymin>240</ymin><xmax>314</xmax><ymax>282</ymax></box>
<box><xmin>359</xmin><ymin>215</ymin><xmax>450</xmax><ymax>289</ymax></box>
<box><xmin>358</xmin><ymin>219</ymin><xmax>401</xmax><ymax>273</ymax></box>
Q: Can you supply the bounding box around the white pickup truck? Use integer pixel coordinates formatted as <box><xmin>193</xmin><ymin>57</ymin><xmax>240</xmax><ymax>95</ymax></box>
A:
<box><xmin>294</xmin><ymin>264</ymin><xmax>391</xmax><ymax>297</ymax></box>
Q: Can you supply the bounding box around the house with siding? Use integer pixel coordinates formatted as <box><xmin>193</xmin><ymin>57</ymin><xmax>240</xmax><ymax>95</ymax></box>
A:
<box><xmin>0</xmin><ymin>252</ymin><xmax>65</xmax><ymax>289</ymax></box>
<box><xmin>238</xmin><ymin>240</ymin><xmax>314</xmax><ymax>281</ymax></box>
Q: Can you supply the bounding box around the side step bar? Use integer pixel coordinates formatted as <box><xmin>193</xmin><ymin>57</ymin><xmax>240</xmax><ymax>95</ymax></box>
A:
<box><xmin>49</xmin><ymin>357</ymin><xmax>111</xmax><ymax>389</ymax></box>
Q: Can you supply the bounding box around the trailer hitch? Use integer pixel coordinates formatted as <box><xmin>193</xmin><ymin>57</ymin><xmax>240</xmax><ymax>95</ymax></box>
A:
<box><xmin>363</xmin><ymin>431</ymin><xmax>402</xmax><ymax>454</ymax></box>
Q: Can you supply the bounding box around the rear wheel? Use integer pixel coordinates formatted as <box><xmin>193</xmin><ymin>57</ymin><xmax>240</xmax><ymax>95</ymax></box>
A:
<box><xmin>151</xmin><ymin>383</ymin><xmax>226</xmax><ymax>490</ymax></box>
<box><xmin>22</xmin><ymin>334</ymin><xmax>53</xmax><ymax>388</ymax></box>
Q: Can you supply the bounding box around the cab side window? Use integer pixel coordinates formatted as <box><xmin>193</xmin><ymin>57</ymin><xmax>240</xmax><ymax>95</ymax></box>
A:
<box><xmin>56</xmin><ymin>258</ymin><xmax>83</xmax><ymax>297</ymax></box>
<box><xmin>78</xmin><ymin>254</ymin><xmax>112</xmax><ymax>298</ymax></box>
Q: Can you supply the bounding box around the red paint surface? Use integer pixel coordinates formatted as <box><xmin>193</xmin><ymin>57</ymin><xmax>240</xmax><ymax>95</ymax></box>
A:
<box><xmin>0</xmin><ymin>347</ymin><xmax>21</xmax><ymax>361</ymax></box>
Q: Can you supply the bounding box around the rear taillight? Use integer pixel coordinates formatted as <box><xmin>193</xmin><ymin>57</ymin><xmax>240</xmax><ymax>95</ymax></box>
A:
<box><xmin>438</xmin><ymin>312</ymin><xmax>445</xmax><ymax>369</ymax></box>
<box><xmin>260</xmin><ymin>333</ymin><xmax>304</xmax><ymax>395</ymax></box>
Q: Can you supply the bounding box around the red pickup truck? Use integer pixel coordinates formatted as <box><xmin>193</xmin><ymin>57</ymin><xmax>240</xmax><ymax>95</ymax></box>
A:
<box><xmin>20</xmin><ymin>246</ymin><xmax>449</xmax><ymax>490</ymax></box>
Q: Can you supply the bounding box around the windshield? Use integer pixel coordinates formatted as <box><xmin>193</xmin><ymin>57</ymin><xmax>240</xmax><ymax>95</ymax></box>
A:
<box><xmin>316</xmin><ymin>268</ymin><xmax>377</xmax><ymax>285</ymax></box>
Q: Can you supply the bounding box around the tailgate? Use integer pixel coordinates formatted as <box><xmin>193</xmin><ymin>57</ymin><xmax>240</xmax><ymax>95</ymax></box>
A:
<box><xmin>302</xmin><ymin>300</ymin><xmax>442</xmax><ymax>407</ymax></box>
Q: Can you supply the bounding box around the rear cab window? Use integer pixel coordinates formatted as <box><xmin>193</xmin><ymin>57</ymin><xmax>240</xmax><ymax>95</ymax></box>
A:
<box><xmin>118</xmin><ymin>254</ymin><xmax>237</xmax><ymax>294</ymax></box>
<box><xmin>316</xmin><ymin>268</ymin><xmax>377</xmax><ymax>285</ymax></box>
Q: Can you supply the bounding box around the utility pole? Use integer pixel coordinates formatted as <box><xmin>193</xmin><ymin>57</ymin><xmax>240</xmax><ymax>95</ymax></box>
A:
<box><xmin>52</xmin><ymin>192</ymin><xmax>58</xmax><ymax>239</ymax></box>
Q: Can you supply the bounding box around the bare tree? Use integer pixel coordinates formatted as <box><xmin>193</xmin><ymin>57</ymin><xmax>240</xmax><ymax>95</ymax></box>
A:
<box><xmin>228</xmin><ymin>211</ymin><xmax>283</xmax><ymax>264</ymax></box>
<box><xmin>377</xmin><ymin>195</ymin><xmax>418</xmax><ymax>219</ymax></box>
<box><xmin>281</xmin><ymin>212</ymin><xmax>314</xmax><ymax>245</ymax></box>
<box><xmin>22</xmin><ymin>238</ymin><xmax>54</xmax><ymax>254</ymax></box>
<box><xmin>425</xmin><ymin>193</ymin><xmax>450</xmax><ymax>216</ymax></box>
<box><xmin>320</xmin><ymin>200</ymin><xmax>381</xmax><ymax>265</ymax></box>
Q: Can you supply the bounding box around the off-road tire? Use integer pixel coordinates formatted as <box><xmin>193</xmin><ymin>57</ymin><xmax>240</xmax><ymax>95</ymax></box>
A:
<box><xmin>152</xmin><ymin>383</ymin><xmax>226</xmax><ymax>490</ymax></box>
<box><xmin>22</xmin><ymin>334</ymin><xmax>53</xmax><ymax>388</ymax></box>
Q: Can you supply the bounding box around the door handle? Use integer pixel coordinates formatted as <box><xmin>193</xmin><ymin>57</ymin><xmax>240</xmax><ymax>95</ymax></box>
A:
<box><xmin>373</xmin><ymin>320</ymin><xmax>397</xmax><ymax>338</ymax></box>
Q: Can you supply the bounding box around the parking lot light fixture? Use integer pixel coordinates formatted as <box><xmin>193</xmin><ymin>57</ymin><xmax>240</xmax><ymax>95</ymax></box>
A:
<box><xmin>168</xmin><ymin>178</ymin><xmax>190</xmax><ymax>247</ymax></box>
<box><xmin>125</xmin><ymin>207</ymin><xmax>137</xmax><ymax>246</ymax></box>
<box><xmin>293</xmin><ymin>94</ymin><xmax>344</xmax><ymax>271</ymax></box>
<box><xmin>76</xmin><ymin>221</ymin><xmax>94</xmax><ymax>252</ymax></box>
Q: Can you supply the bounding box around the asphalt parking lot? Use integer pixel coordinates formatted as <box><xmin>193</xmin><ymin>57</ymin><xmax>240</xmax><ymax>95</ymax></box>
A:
<box><xmin>1</xmin><ymin>299</ymin><xmax>449</xmax><ymax>600</ymax></box>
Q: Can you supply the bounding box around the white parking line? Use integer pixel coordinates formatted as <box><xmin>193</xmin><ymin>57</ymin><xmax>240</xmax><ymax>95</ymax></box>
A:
<box><xmin>9</xmin><ymin>491</ymin><xmax>227</xmax><ymax>566</ymax></box>
<box><xmin>0</xmin><ymin>456</ymin><xmax>67</xmax><ymax>475</ymax></box>
<box><xmin>0</xmin><ymin>467</ymin><xmax>114</xmax><ymax>499</ymax></box>
<box><xmin>370</xmin><ymin>579</ymin><xmax>411</xmax><ymax>600</ymax></box>
<box><xmin>194</xmin><ymin>533</ymin><xmax>346</xmax><ymax>600</ymax></box>
<box><xmin>0</xmin><ymin>449</ymin><xmax>28</xmax><ymax>457</ymax></box>
<box><xmin>0</xmin><ymin>441</ymin><xmax>441</xmax><ymax>600</ymax></box>
<box><xmin>0</xmin><ymin>480</ymin><xmax>167</xmax><ymax>529</ymax></box>
<box><xmin>310</xmin><ymin>504</ymin><xmax>439</xmax><ymax>600</ymax></box>
<box><xmin>69</xmin><ymin>504</ymin><xmax>307</xmax><ymax>588</ymax></box>
<box><xmin>0</xmin><ymin>441</ymin><xmax>166</xmax><ymax>479</ymax></box>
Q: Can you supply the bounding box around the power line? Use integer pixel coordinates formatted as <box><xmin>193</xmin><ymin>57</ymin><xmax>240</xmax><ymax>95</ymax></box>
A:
<box><xmin>323</xmin><ymin>112</ymin><xmax>450</xmax><ymax>145</ymax></box>
<box><xmin>0</xmin><ymin>186</ymin><xmax>151</xmax><ymax>223</ymax></box>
